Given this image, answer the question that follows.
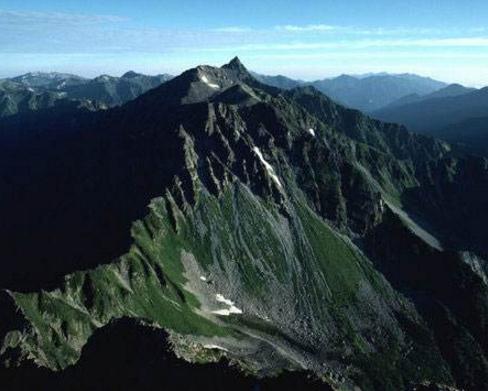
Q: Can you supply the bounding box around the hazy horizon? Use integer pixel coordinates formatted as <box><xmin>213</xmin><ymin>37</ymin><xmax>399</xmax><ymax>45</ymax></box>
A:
<box><xmin>1</xmin><ymin>1</ymin><xmax>488</xmax><ymax>87</ymax></box>
<box><xmin>0</xmin><ymin>64</ymin><xmax>472</xmax><ymax>87</ymax></box>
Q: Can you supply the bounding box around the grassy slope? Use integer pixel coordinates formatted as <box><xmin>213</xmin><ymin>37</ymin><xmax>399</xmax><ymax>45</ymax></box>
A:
<box><xmin>1</xmin><ymin>180</ymin><xmax>450</xmax><ymax>389</ymax></box>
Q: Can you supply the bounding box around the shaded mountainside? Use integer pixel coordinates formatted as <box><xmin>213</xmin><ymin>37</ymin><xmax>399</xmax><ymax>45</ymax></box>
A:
<box><xmin>372</xmin><ymin>87</ymin><xmax>488</xmax><ymax>131</ymax></box>
<box><xmin>1</xmin><ymin>317</ymin><xmax>331</xmax><ymax>391</ymax></box>
<box><xmin>432</xmin><ymin>117</ymin><xmax>488</xmax><ymax>157</ymax></box>
<box><xmin>372</xmin><ymin>87</ymin><xmax>488</xmax><ymax>157</ymax></box>
<box><xmin>382</xmin><ymin>84</ymin><xmax>476</xmax><ymax>110</ymax></box>
<box><xmin>1</xmin><ymin>58</ymin><xmax>487</xmax><ymax>390</ymax></box>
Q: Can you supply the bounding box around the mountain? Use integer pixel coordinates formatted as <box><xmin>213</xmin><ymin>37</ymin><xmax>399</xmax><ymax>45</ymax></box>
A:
<box><xmin>384</xmin><ymin>84</ymin><xmax>476</xmax><ymax>109</ymax></box>
<box><xmin>10</xmin><ymin>72</ymin><xmax>87</xmax><ymax>90</ymax></box>
<box><xmin>0</xmin><ymin>79</ymin><xmax>59</xmax><ymax>116</ymax></box>
<box><xmin>1</xmin><ymin>57</ymin><xmax>488</xmax><ymax>390</ymax></box>
<box><xmin>372</xmin><ymin>87</ymin><xmax>488</xmax><ymax>155</ymax></box>
<box><xmin>251</xmin><ymin>72</ymin><xmax>303</xmax><ymax>89</ymax></box>
<box><xmin>1</xmin><ymin>71</ymin><xmax>173</xmax><ymax>114</ymax></box>
<box><xmin>430</xmin><ymin>117</ymin><xmax>488</xmax><ymax>157</ymax></box>
<box><xmin>373</xmin><ymin>86</ymin><xmax>488</xmax><ymax>131</ymax></box>
<box><xmin>253</xmin><ymin>72</ymin><xmax>448</xmax><ymax>112</ymax></box>
<box><xmin>310</xmin><ymin>73</ymin><xmax>447</xmax><ymax>112</ymax></box>
<box><xmin>48</xmin><ymin>71</ymin><xmax>173</xmax><ymax>107</ymax></box>
<box><xmin>0</xmin><ymin>79</ymin><xmax>104</xmax><ymax>117</ymax></box>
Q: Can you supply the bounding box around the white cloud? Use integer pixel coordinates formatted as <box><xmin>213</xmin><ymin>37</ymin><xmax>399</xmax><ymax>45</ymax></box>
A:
<box><xmin>0</xmin><ymin>9</ymin><xmax>128</xmax><ymax>25</ymax></box>
<box><xmin>198</xmin><ymin>37</ymin><xmax>488</xmax><ymax>53</ymax></box>
<box><xmin>211</xmin><ymin>26</ymin><xmax>254</xmax><ymax>33</ymax></box>
<box><xmin>277</xmin><ymin>24</ymin><xmax>338</xmax><ymax>32</ymax></box>
<box><xmin>1</xmin><ymin>9</ymin><xmax>488</xmax><ymax>85</ymax></box>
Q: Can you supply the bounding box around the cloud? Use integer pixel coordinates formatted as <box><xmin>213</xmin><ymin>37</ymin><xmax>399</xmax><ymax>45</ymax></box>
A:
<box><xmin>1</xmin><ymin>8</ymin><xmax>487</xmax><ymax>86</ymax></box>
<box><xmin>277</xmin><ymin>24</ymin><xmax>338</xmax><ymax>32</ymax></box>
<box><xmin>211</xmin><ymin>26</ymin><xmax>254</xmax><ymax>33</ymax></box>
<box><xmin>197</xmin><ymin>36</ymin><xmax>488</xmax><ymax>53</ymax></box>
<box><xmin>273</xmin><ymin>24</ymin><xmax>487</xmax><ymax>37</ymax></box>
<box><xmin>0</xmin><ymin>9</ymin><xmax>128</xmax><ymax>26</ymax></box>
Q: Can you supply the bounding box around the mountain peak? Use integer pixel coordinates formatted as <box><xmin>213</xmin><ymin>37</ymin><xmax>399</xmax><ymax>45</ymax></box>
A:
<box><xmin>122</xmin><ymin>71</ymin><xmax>141</xmax><ymax>79</ymax></box>
<box><xmin>221</xmin><ymin>56</ymin><xmax>247</xmax><ymax>73</ymax></box>
<box><xmin>132</xmin><ymin>58</ymin><xmax>275</xmax><ymax>107</ymax></box>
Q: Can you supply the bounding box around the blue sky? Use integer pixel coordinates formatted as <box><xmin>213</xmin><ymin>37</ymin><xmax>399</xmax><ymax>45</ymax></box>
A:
<box><xmin>1</xmin><ymin>0</ymin><xmax>488</xmax><ymax>86</ymax></box>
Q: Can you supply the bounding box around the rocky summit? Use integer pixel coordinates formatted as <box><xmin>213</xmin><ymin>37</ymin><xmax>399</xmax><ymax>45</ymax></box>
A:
<box><xmin>1</xmin><ymin>58</ymin><xmax>488</xmax><ymax>390</ymax></box>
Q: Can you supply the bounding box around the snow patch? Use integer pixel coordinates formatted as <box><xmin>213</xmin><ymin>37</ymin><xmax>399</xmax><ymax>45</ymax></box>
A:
<box><xmin>216</xmin><ymin>293</ymin><xmax>234</xmax><ymax>306</ymax></box>
<box><xmin>252</xmin><ymin>146</ymin><xmax>283</xmax><ymax>188</ymax></box>
<box><xmin>212</xmin><ymin>293</ymin><xmax>243</xmax><ymax>316</ymax></box>
<box><xmin>200</xmin><ymin>75</ymin><xmax>220</xmax><ymax>89</ymax></box>
<box><xmin>203</xmin><ymin>344</ymin><xmax>229</xmax><ymax>352</ymax></box>
<box><xmin>308</xmin><ymin>128</ymin><xmax>316</xmax><ymax>136</ymax></box>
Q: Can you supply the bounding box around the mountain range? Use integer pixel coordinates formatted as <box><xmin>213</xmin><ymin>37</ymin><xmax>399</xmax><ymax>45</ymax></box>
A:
<box><xmin>255</xmin><ymin>72</ymin><xmax>487</xmax><ymax>158</ymax></box>
<box><xmin>0</xmin><ymin>78</ymin><xmax>105</xmax><ymax>118</ymax></box>
<box><xmin>1</xmin><ymin>69</ymin><xmax>454</xmax><ymax>119</ymax></box>
<box><xmin>253</xmin><ymin>72</ymin><xmax>448</xmax><ymax>111</ymax></box>
<box><xmin>0</xmin><ymin>71</ymin><xmax>173</xmax><ymax>117</ymax></box>
<box><xmin>373</xmin><ymin>86</ymin><xmax>488</xmax><ymax>156</ymax></box>
<box><xmin>382</xmin><ymin>83</ymin><xmax>476</xmax><ymax>109</ymax></box>
<box><xmin>1</xmin><ymin>58</ymin><xmax>488</xmax><ymax>390</ymax></box>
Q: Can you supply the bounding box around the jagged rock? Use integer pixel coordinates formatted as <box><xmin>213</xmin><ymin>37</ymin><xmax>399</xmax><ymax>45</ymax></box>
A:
<box><xmin>1</xmin><ymin>58</ymin><xmax>488</xmax><ymax>390</ymax></box>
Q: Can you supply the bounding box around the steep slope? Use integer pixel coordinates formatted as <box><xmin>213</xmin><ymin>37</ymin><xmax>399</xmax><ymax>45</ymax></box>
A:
<box><xmin>432</xmin><ymin>117</ymin><xmax>488</xmax><ymax>157</ymax></box>
<box><xmin>1</xmin><ymin>58</ymin><xmax>488</xmax><ymax>390</ymax></box>
<box><xmin>2</xmin><ymin>317</ymin><xmax>332</xmax><ymax>391</ymax></box>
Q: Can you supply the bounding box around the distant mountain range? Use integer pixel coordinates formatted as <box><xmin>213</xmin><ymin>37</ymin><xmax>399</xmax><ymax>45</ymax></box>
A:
<box><xmin>382</xmin><ymin>83</ymin><xmax>476</xmax><ymax>109</ymax></box>
<box><xmin>10</xmin><ymin>72</ymin><xmax>87</xmax><ymax>89</ymax></box>
<box><xmin>1</xmin><ymin>70</ymin><xmax>462</xmax><ymax>115</ymax></box>
<box><xmin>61</xmin><ymin>71</ymin><xmax>173</xmax><ymax>106</ymax></box>
<box><xmin>372</xmin><ymin>86</ymin><xmax>488</xmax><ymax>156</ymax></box>
<box><xmin>0</xmin><ymin>79</ymin><xmax>104</xmax><ymax>117</ymax></box>
<box><xmin>0</xmin><ymin>71</ymin><xmax>173</xmax><ymax>116</ymax></box>
<box><xmin>251</xmin><ymin>72</ymin><xmax>304</xmax><ymax>90</ymax></box>
<box><xmin>253</xmin><ymin>72</ymin><xmax>449</xmax><ymax>111</ymax></box>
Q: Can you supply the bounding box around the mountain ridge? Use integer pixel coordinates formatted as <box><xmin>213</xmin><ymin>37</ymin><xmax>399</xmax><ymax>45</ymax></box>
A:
<box><xmin>253</xmin><ymin>71</ymin><xmax>449</xmax><ymax>111</ymax></box>
<box><xmin>0</xmin><ymin>70</ymin><xmax>174</xmax><ymax>116</ymax></box>
<box><xmin>382</xmin><ymin>83</ymin><xmax>476</xmax><ymax>110</ymax></box>
<box><xmin>1</xmin><ymin>58</ymin><xmax>488</xmax><ymax>390</ymax></box>
<box><xmin>372</xmin><ymin>86</ymin><xmax>488</xmax><ymax>156</ymax></box>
